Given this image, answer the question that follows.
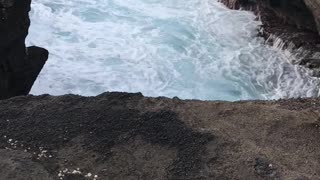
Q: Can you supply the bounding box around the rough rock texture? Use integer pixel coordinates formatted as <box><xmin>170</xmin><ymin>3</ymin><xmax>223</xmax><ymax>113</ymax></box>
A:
<box><xmin>0</xmin><ymin>92</ymin><xmax>319</xmax><ymax>180</ymax></box>
<box><xmin>0</xmin><ymin>0</ymin><xmax>48</xmax><ymax>100</ymax></box>
<box><xmin>220</xmin><ymin>0</ymin><xmax>320</xmax><ymax>76</ymax></box>
<box><xmin>221</xmin><ymin>0</ymin><xmax>319</xmax><ymax>32</ymax></box>
<box><xmin>304</xmin><ymin>0</ymin><xmax>320</xmax><ymax>34</ymax></box>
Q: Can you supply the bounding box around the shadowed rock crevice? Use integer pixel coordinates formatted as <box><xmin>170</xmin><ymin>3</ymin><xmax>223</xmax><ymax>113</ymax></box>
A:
<box><xmin>0</xmin><ymin>0</ymin><xmax>48</xmax><ymax>100</ymax></box>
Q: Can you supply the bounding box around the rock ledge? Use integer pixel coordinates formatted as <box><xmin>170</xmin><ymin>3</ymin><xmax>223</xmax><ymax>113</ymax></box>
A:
<box><xmin>0</xmin><ymin>92</ymin><xmax>319</xmax><ymax>179</ymax></box>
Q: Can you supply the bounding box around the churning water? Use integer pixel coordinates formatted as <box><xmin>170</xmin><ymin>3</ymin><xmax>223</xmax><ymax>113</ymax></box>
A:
<box><xmin>27</xmin><ymin>0</ymin><xmax>320</xmax><ymax>101</ymax></box>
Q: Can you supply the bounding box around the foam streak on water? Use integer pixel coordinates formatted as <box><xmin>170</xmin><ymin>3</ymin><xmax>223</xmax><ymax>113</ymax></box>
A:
<box><xmin>27</xmin><ymin>0</ymin><xmax>320</xmax><ymax>101</ymax></box>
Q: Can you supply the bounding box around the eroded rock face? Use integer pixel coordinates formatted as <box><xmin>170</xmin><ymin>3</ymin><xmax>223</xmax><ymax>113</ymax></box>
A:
<box><xmin>0</xmin><ymin>0</ymin><xmax>48</xmax><ymax>100</ymax></box>
<box><xmin>304</xmin><ymin>0</ymin><xmax>320</xmax><ymax>34</ymax></box>
<box><xmin>220</xmin><ymin>0</ymin><xmax>319</xmax><ymax>33</ymax></box>
<box><xmin>220</xmin><ymin>0</ymin><xmax>320</xmax><ymax>76</ymax></box>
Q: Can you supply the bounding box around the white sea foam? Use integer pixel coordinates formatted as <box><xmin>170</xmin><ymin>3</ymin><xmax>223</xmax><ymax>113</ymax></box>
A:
<box><xmin>26</xmin><ymin>0</ymin><xmax>320</xmax><ymax>101</ymax></box>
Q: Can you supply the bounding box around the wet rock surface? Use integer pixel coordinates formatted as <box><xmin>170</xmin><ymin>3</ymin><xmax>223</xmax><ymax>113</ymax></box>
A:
<box><xmin>220</xmin><ymin>0</ymin><xmax>320</xmax><ymax>76</ymax></box>
<box><xmin>0</xmin><ymin>0</ymin><xmax>48</xmax><ymax>100</ymax></box>
<box><xmin>0</xmin><ymin>92</ymin><xmax>319</xmax><ymax>179</ymax></box>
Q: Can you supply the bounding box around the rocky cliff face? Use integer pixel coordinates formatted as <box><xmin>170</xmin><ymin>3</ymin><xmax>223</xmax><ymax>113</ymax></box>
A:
<box><xmin>220</xmin><ymin>0</ymin><xmax>320</xmax><ymax>76</ymax></box>
<box><xmin>221</xmin><ymin>0</ymin><xmax>319</xmax><ymax>32</ymax></box>
<box><xmin>0</xmin><ymin>0</ymin><xmax>48</xmax><ymax>100</ymax></box>
<box><xmin>304</xmin><ymin>0</ymin><xmax>320</xmax><ymax>34</ymax></box>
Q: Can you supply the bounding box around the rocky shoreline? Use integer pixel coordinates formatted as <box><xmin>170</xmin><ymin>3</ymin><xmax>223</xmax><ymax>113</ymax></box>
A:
<box><xmin>0</xmin><ymin>0</ymin><xmax>320</xmax><ymax>179</ymax></box>
<box><xmin>220</xmin><ymin>0</ymin><xmax>320</xmax><ymax>76</ymax></box>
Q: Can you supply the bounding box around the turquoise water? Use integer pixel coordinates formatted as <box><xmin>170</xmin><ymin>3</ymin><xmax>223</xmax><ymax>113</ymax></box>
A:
<box><xmin>27</xmin><ymin>0</ymin><xmax>320</xmax><ymax>101</ymax></box>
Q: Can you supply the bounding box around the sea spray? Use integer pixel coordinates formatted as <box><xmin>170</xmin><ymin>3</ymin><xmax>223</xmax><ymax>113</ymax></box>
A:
<box><xmin>26</xmin><ymin>0</ymin><xmax>320</xmax><ymax>100</ymax></box>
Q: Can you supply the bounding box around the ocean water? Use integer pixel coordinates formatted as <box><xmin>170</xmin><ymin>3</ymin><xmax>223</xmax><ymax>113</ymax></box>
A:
<box><xmin>26</xmin><ymin>0</ymin><xmax>320</xmax><ymax>101</ymax></box>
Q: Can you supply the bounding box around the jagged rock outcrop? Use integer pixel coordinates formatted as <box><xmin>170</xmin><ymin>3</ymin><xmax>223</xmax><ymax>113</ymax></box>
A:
<box><xmin>304</xmin><ymin>0</ymin><xmax>320</xmax><ymax>34</ymax></box>
<box><xmin>0</xmin><ymin>0</ymin><xmax>48</xmax><ymax>100</ymax></box>
<box><xmin>221</xmin><ymin>0</ymin><xmax>319</xmax><ymax>32</ymax></box>
<box><xmin>221</xmin><ymin>0</ymin><xmax>319</xmax><ymax>31</ymax></box>
<box><xmin>220</xmin><ymin>0</ymin><xmax>320</xmax><ymax>76</ymax></box>
<box><xmin>0</xmin><ymin>92</ymin><xmax>320</xmax><ymax>179</ymax></box>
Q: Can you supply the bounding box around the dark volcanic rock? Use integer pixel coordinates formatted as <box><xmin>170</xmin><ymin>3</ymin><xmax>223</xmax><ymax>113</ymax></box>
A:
<box><xmin>0</xmin><ymin>0</ymin><xmax>48</xmax><ymax>100</ymax></box>
<box><xmin>254</xmin><ymin>157</ymin><xmax>279</xmax><ymax>179</ymax></box>
<box><xmin>0</xmin><ymin>149</ymin><xmax>53</xmax><ymax>180</ymax></box>
<box><xmin>220</xmin><ymin>0</ymin><xmax>320</xmax><ymax>76</ymax></box>
<box><xmin>220</xmin><ymin>0</ymin><xmax>318</xmax><ymax>33</ymax></box>
<box><xmin>0</xmin><ymin>92</ymin><xmax>320</xmax><ymax>179</ymax></box>
<box><xmin>299</xmin><ymin>58</ymin><xmax>320</xmax><ymax>69</ymax></box>
<box><xmin>304</xmin><ymin>0</ymin><xmax>320</xmax><ymax>34</ymax></box>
